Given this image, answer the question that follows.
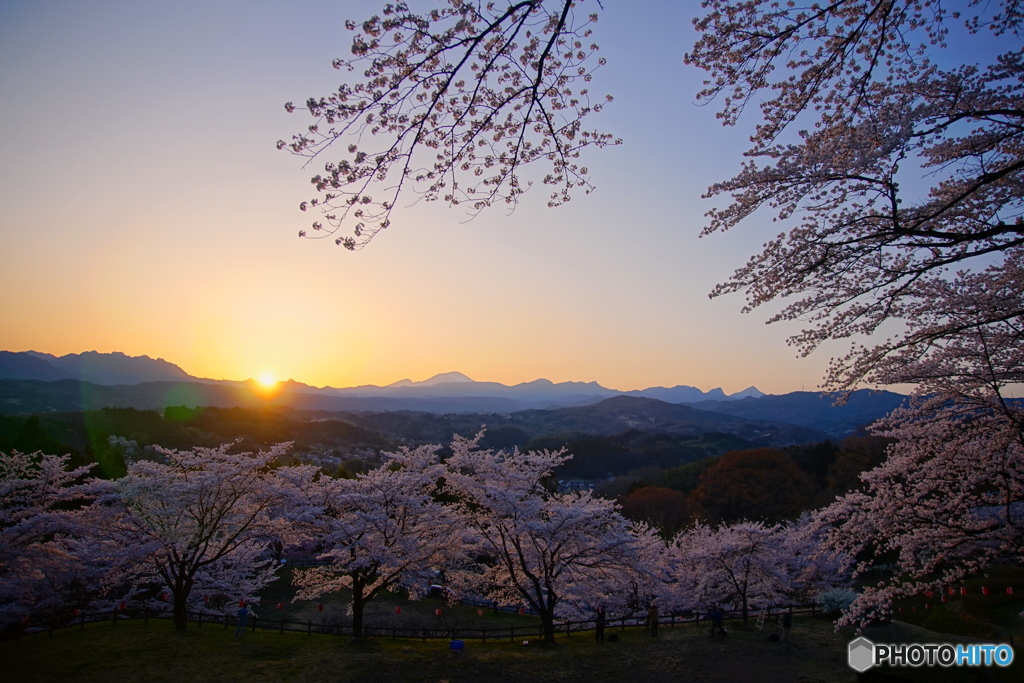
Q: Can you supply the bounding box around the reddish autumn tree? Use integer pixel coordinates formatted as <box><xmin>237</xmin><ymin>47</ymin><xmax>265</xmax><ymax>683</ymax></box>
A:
<box><xmin>619</xmin><ymin>486</ymin><xmax>698</xmax><ymax>538</ymax></box>
<box><xmin>692</xmin><ymin>449</ymin><xmax>818</xmax><ymax>525</ymax></box>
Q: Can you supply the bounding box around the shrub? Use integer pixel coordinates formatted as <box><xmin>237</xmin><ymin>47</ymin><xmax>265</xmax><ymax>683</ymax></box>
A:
<box><xmin>815</xmin><ymin>588</ymin><xmax>856</xmax><ymax>616</ymax></box>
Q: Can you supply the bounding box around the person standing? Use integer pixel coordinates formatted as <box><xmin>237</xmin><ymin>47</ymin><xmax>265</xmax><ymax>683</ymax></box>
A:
<box><xmin>648</xmin><ymin>602</ymin><xmax>659</xmax><ymax>637</ymax></box>
<box><xmin>710</xmin><ymin>607</ymin><xmax>725</xmax><ymax>637</ymax></box>
<box><xmin>234</xmin><ymin>604</ymin><xmax>249</xmax><ymax>637</ymax></box>
<box><xmin>781</xmin><ymin>608</ymin><xmax>792</xmax><ymax>641</ymax></box>
<box><xmin>595</xmin><ymin>606</ymin><xmax>606</xmax><ymax>643</ymax></box>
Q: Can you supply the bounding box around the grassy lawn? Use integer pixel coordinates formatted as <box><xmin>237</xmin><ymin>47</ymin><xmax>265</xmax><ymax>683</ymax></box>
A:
<box><xmin>3</xmin><ymin>613</ymin><xmax>864</xmax><ymax>683</ymax></box>
<box><xmin>253</xmin><ymin>569</ymin><xmax>541</xmax><ymax>636</ymax></box>
<box><xmin>884</xmin><ymin>565</ymin><xmax>1024</xmax><ymax>645</ymax></box>
<box><xmin>6</xmin><ymin>566</ymin><xmax>1022</xmax><ymax>682</ymax></box>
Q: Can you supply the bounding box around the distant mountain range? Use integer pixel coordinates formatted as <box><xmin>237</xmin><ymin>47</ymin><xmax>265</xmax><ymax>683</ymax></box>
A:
<box><xmin>0</xmin><ymin>351</ymin><xmax>763</xmax><ymax>405</ymax></box>
<box><xmin>0</xmin><ymin>351</ymin><xmax>906</xmax><ymax>437</ymax></box>
<box><xmin>0</xmin><ymin>351</ymin><xmax>191</xmax><ymax>385</ymax></box>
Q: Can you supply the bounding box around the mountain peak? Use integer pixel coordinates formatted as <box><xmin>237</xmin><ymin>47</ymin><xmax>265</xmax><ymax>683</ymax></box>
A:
<box><xmin>423</xmin><ymin>371</ymin><xmax>474</xmax><ymax>384</ymax></box>
<box><xmin>386</xmin><ymin>371</ymin><xmax>475</xmax><ymax>388</ymax></box>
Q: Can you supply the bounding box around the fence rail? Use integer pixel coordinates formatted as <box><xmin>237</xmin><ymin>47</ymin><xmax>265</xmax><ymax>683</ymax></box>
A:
<box><xmin>3</xmin><ymin>603</ymin><xmax>820</xmax><ymax>645</ymax></box>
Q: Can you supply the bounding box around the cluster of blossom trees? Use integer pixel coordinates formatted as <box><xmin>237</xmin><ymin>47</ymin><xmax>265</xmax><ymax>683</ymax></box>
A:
<box><xmin>278</xmin><ymin>0</ymin><xmax>1024</xmax><ymax>629</ymax></box>
<box><xmin>1</xmin><ymin>438</ymin><xmax>853</xmax><ymax>643</ymax></box>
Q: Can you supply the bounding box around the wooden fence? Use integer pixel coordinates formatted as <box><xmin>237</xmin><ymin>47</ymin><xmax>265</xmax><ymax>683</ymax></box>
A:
<box><xmin>4</xmin><ymin>604</ymin><xmax>820</xmax><ymax>644</ymax></box>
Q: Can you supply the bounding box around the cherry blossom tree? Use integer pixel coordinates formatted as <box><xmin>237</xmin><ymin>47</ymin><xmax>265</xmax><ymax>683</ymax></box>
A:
<box><xmin>684</xmin><ymin>1</ymin><xmax>1024</xmax><ymax>626</ymax></box>
<box><xmin>285</xmin><ymin>0</ymin><xmax>1023</xmax><ymax>394</ymax></box>
<box><xmin>278</xmin><ymin>1</ymin><xmax>1024</xmax><ymax>627</ymax></box>
<box><xmin>615</xmin><ymin>521</ymin><xmax>680</xmax><ymax>617</ymax></box>
<box><xmin>672</xmin><ymin>517</ymin><xmax>849</xmax><ymax>626</ymax></box>
<box><xmin>673</xmin><ymin>520</ymin><xmax>790</xmax><ymax>626</ymax></box>
<box><xmin>288</xmin><ymin>444</ymin><xmax>465</xmax><ymax>637</ymax></box>
<box><xmin>110</xmin><ymin>444</ymin><xmax>296</xmax><ymax>631</ymax></box>
<box><xmin>820</xmin><ymin>392</ymin><xmax>1024</xmax><ymax>627</ymax></box>
<box><xmin>442</xmin><ymin>435</ymin><xmax>640</xmax><ymax>644</ymax></box>
<box><xmin>779</xmin><ymin>512</ymin><xmax>853</xmax><ymax>605</ymax></box>
<box><xmin>0</xmin><ymin>451</ymin><xmax>114</xmax><ymax>631</ymax></box>
<box><xmin>686</xmin><ymin>0</ymin><xmax>1024</xmax><ymax>393</ymax></box>
<box><xmin>807</xmin><ymin>294</ymin><xmax>1024</xmax><ymax>626</ymax></box>
<box><xmin>280</xmin><ymin>0</ymin><xmax>616</xmax><ymax>249</ymax></box>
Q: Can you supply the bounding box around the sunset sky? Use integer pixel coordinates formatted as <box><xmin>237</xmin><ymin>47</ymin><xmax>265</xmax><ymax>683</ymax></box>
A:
<box><xmin>1</xmin><ymin>0</ymin><xmax>868</xmax><ymax>394</ymax></box>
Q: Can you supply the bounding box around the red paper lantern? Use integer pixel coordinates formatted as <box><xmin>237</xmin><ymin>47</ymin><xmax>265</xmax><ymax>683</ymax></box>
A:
<box><xmin>277</xmin><ymin>602</ymin><xmax>283</xmax><ymax>610</ymax></box>
<box><xmin>924</xmin><ymin>591</ymin><xmax>934</xmax><ymax>599</ymax></box>
<box><xmin>518</xmin><ymin>607</ymin><xmax>526</xmax><ymax>615</ymax></box>
<box><xmin>394</xmin><ymin>606</ymin><xmax>401</xmax><ymax>615</ymax></box>
<box><xmin>73</xmin><ymin>609</ymin><xmax>81</xmax><ymax>616</ymax></box>
<box><xmin>21</xmin><ymin>616</ymin><xmax>29</xmax><ymax>625</ymax></box>
<box><xmin>1008</xmin><ymin>587</ymin><xmax>1014</xmax><ymax>596</ymax></box>
<box><xmin>960</xmin><ymin>587</ymin><xmax>968</xmax><ymax>596</ymax></box>
<box><xmin>982</xmin><ymin>586</ymin><xmax>990</xmax><ymax>596</ymax></box>
<box><xmin>118</xmin><ymin>601</ymin><xmax>127</xmax><ymax>611</ymax></box>
<box><xmin>948</xmin><ymin>587</ymin><xmax>955</xmax><ymax>595</ymax></box>
<box><xmin>203</xmin><ymin>595</ymin><xmax>210</xmax><ymax>603</ymax></box>
<box><xmin>318</xmin><ymin>604</ymin><xmax>324</xmax><ymax>612</ymax></box>
<box><xmin>477</xmin><ymin>609</ymin><xmax>484</xmax><ymax>617</ymax></box>
<box><xmin>238</xmin><ymin>600</ymin><xmax>246</xmax><ymax>608</ymax></box>
<box><xmin>898</xmin><ymin>607</ymin><xmax>903</xmax><ymax>613</ymax></box>
<box><xmin>161</xmin><ymin>593</ymin><xmax>169</xmax><ymax>602</ymax></box>
<box><xmin>435</xmin><ymin>608</ymin><xmax>443</xmax><ymax>617</ymax></box>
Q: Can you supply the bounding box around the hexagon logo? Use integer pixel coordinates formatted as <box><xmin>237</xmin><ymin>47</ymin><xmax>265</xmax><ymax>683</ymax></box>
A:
<box><xmin>848</xmin><ymin>637</ymin><xmax>875</xmax><ymax>672</ymax></box>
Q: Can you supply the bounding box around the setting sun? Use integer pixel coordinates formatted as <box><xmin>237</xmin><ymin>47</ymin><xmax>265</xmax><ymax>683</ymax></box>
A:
<box><xmin>257</xmin><ymin>371</ymin><xmax>277</xmax><ymax>389</ymax></box>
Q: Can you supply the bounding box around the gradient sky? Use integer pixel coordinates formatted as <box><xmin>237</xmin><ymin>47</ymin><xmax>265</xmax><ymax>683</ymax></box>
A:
<box><xmin>0</xmin><ymin>0</ymin><xmax>866</xmax><ymax>394</ymax></box>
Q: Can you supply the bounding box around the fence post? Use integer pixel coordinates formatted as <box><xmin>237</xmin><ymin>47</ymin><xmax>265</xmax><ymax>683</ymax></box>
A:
<box><xmin>510</xmin><ymin>626</ymin><xmax>514</xmax><ymax>643</ymax></box>
<box><xmin>307</xmin><ymin>621</ymin><xmax>311</xmax><ymax>636</ymax></box>
<box><xmin>280</xmin><ymin>619</ymin><xmax>285</xmax><ymax>634</ymax></box>
<box><xmin>144</xmin><ymin>609</ymin><xmax>149</xmax><ymax>625</ymax></box>
<box><xmin>481</xmin><ymin>625</ymin><xmax>486</xmax><ymax>643</ymax></box>
<box><xmin>112</xmin><ymin>610</ymin><xmax>117</xmax><ymax>628</ymax></box>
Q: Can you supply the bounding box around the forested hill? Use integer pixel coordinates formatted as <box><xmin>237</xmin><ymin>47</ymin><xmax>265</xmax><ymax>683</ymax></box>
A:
<box><xmin>504</xmin><ymin>396</ymin><xmax>830</xmax><ymax>445</ymax></box>
<box><xmin>684</xmin><ymin>390</ymin><xmax>909</xmax><ymax>438</ymax></box>
<box><xmin>0</xmin><ymin>379</ymin><xmax>901</xmax><ymax>440</ymax></box>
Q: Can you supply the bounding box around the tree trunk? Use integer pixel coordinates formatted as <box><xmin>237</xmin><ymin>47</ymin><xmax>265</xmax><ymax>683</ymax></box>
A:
<box><xmin>172</xmin><ymin>573</ymin><xmax>193</xmax><ymax>632</ymax></box>
<box><xmin>351</xmin><ymin>584</ymin><xmax>366</xmax><ymax>638</ymax></box>
<box><xmin>540</xmin><ymin>610</ymin><xmax>556</xmax><ymax>645</ymax></box>
<box><xmin>173</xmin><ymin>592</ymin><xmax>189</xmax><ymax>632</ymax></box>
